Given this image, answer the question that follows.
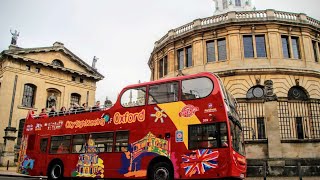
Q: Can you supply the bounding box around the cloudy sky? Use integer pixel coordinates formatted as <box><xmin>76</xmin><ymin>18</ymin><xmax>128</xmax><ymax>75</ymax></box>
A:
<box><xmin>1</xmin><ymin>0</ymin><xmax>319</xmax><ymax>104</ymax></box>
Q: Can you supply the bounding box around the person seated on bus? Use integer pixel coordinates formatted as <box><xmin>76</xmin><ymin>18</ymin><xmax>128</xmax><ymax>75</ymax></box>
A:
<box><xmin>92</xmin><ymin>101</ymin><xmax>101</xmax><ymax>111</ymax></box>
<box><xmin>39</xmin><ymin>108</ymin><xmax>49</xmax><ymax>118</ymax></box>
<box><xmin>59</xmin><ymin>106</ymin><xmax>67</xmax><ymax>116</ymax></box>
<box><xmin>57</xmin><ymin>142</ymin><xmax>67</xmax><ymax>153</ymax></box>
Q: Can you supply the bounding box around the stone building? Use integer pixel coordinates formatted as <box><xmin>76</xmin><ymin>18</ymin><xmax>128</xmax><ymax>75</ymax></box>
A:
<box><xmin>148</xmin><ymin>0</ymin><xmax>320</xmax><ymax>177</ymax></box>
<box><xmin>0</xmin><ymin>41</ymin><xmax>104</xmax><ymax>165</ymax></box>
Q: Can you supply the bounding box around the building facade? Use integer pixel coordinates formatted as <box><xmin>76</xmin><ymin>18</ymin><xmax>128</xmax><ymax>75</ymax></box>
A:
<box><xmin>148</xmin><ymin>3</ymin><xmax>320</xmax><ymax>177</ymax></box>
<box><xmin>0</xmin><ymin>42</ymin><xmax>103</xmax><ymax>165</ymax></box>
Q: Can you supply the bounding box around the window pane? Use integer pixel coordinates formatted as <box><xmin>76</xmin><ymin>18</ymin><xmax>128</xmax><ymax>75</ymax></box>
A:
<box><xmin>291</xmin><ymin>37</ymin><xmax>300</xmax><ymax>59</ymax></box>
<box><xmin>243</xmin><ymin>35</ymin><xmax>254</xmax><ymax>58</ymax></box>
<box><xmin>115</xmin><ymin>131</ymin><xmax>129</xmax><ymax>152</ymax></box>
<box><xmin>50</xmin><ymin>136</ymin><xmax>71</xmax><ymax>154</ymax></box>
<box><xmin>22</xmin><ymin>84</ymin><xmax>36</xmax><ymax>108</ymax></box>
<box><xmin>177</xmin><ymin>49</ymin><xmax>184</xmax><ymax>70</ymax></box>
<box><xmin>91</xmin><ymin>132</ymin><xmax>114</xmax><ymax>152</ymax></box>
<box><xmin>164</xmin><ymin>56</ymin><xmax>168</xmax><ymax>76</ymax></box>
<box><xmin>257</xmin><ymin>117</ymin><xmax>266</xmax><ymax>139</ymax></box>
<box><xmin>188</xmin><ymin>123</ymin><xmax>227</xmax><ymax>149</ymax></box>
<box><xmin>70</xmin><ymin>93</ymin><xmax>81</xmax><ymax>106</ymax></box>
<box><xmin>40</xmin><ymin>138</ymin><xmax>48</xmax><ymax>153</ymax></box>
<box><xmin>281</xmin><ymin>36</ymin><xmax>290</xmax><ymax>58</ymax></box>
<box><xmin>235</xmin><ymin>0</ymin><xmax>241</xmax><ymax>6</ymax></box>
<box><xmin>148</xmin><ymin>82</ymin><xmax>178</xmax><ymax>104</ymax></box>
<box><xmin>182</xmin><ymin>77</ymin><xmax>213</xmax><ymax>100</ymax></box>
<box><xmin>312</xmin><ymin>41</ymin><xmax>318</xmax><ymax>62</ymax></box>
<box><xmin>296</xmin><ymin>117</ymin><xmax>304</xmax><ymax>139</ymax></box>
<box><xmin>186</xmin><ymin>46</ymin><xmax>192</xmax><ymax>67</ymax></box>
<box><xmin>72</xmin><ymin>134</ymin><xmax>87</xmax><ymax>153</ymax></box>
<box><xmin>256</xmin><ymin>35</ymin><xmax>267</xmax><ymax>57</ymax></box>
<box><xmin>206</xmin><ymin>41</ymin><xmax>215</xmax><ymax>62</ymax></box>
<box><xmin>223</xmin><ymin>0</ymin><xmax>228</xmax><ymax>9</ymax></box>
<box><xmin>159</xmin><ymin>59</ymin><xmax>163</xmax><ymax>78</ymax></box>
<box><xmin>121</xmin><ymin>87</ymin><xmax>146</xmax><ymax>107</ymax></box>
<box><xmin>218</xmin><ymin>38</ymin><xmax>227</xmax><ymax>61</ymax></box>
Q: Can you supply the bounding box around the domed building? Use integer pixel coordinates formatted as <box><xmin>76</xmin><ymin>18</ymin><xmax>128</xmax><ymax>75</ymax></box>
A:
<box><xmin>148</xmin><ymin>0</ymin><xmax>320</xmax><ymax>177</ymax></box>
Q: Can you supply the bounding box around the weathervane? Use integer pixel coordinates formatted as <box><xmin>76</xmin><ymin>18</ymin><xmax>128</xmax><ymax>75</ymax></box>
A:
<box><xmin>10</xmin><ymin>29</ymin><xmax>20</xmax><ymax>46</ymax></box>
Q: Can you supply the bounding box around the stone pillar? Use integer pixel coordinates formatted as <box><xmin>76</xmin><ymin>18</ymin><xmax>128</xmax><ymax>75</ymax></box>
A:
<box><xmin>1</xmin><ymin>127</ymin><xmax>17</xmax><ymax>166</ymax></box>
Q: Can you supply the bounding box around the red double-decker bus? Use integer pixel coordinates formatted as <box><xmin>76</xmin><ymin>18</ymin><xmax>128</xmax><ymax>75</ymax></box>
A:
<box><xmin>17</xmin><ymin>72</ymin><xmax>246</xmax><ymax>180</ymax></box>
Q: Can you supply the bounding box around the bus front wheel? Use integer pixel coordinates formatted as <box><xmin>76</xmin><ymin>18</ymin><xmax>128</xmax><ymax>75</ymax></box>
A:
<box><xmin>48</xmin><ymin>161</ymin><xmax>64</xmax><ymax>180</ymax></box>
<box><xmin>149</xmin><ymin>162</ymin><xmax>173</xmax><ymax>180</ymax></box>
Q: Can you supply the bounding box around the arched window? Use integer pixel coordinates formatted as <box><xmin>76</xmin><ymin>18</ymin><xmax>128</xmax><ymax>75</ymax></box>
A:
<box><xmin>52</xmin><ymin>59</ymin><xmax>64</xmax><ymax>67</ymax></box>
<box><xmin>288</xmin><ymin>86</ymin><xmax>309</xmax><ymax>100</ymax></box>
<box><xmin>22</xmin><ymin>83</ymin><xmax>36</xmax><ymax>108</ymax></box>
<box><xmin>70</xmin><ymin>93</ymin><xmax>81</xmax><ymax>107</ymax></box>
<box><xmin>246</xmin><ymin>85</ymin><xmax>265</xmax><ymax>99</ymax></box>
<box><xmin>235</xmin><ymin>0</ymin><xmax>241</xmax><ymax>6</ymax></box>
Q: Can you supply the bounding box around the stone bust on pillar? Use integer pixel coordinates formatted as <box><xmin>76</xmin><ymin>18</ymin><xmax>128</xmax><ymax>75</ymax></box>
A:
<box><xmin>264</xmin><ymin>80</ymin><xmax>277</xmax><ymax>101</ymax></box>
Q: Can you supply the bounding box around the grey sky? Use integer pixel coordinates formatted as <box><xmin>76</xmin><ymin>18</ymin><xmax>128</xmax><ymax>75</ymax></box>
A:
<box><xmin>1</xmin><ymin>0</ymin><xmax>319</xmax><ymax>104</ymax></box>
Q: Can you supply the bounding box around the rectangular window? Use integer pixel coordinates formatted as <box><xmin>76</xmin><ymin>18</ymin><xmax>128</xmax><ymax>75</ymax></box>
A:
<box><xmin>40</xmin><ymin>138</ymin><xmax>48</xmax><ymax>153</ymax></box>
<box><xmin>186</xmin><ymin>46</ymin><xmax>192</xmax><ymax>67</ymax></box>
<box><xmin>312</xmin><ymin>41</ymin><xmax>318</xmax><ymax>62</ymax></box>
<box><xmin>159</xmin><ymin>59</ymin><xmax>164</xmax><ymax>78</ymax></box>
<box><xmin>243</xmin><ymin>35</ymin><xmax>254</xmax><ymax>58</ymax></box>
<box><xmin>164</xmin><ymin>56</ymin><xmax>168</xmax><ymax>76</ymax></box>
<box><xmin>282</xmin><ymin>36</ymin><xmax>290</xmax><ymax>58</ymax></box>
<box><xmin>26</xmin><ymin>65</ymin><xmax>31</xmax><ymax>71</ymax></box>
<box><xmin>257</xmin><ymin>117</ymin><xmax>266</xmax><ymax>139</ymax></box>
<box><xmin>206</xmin><ymin>41</ymin><xmax>215</xmax><ymax>62</ymax></box>
<box><xmin>115</xmin><ymin>131</ymin><xmax>129</xmax><ymax>152</ymax></box>
<box><xmin>148</xmin><ymin>82</ymin><xmax>179</xmax><ymax>104</ymax></box>
<box><xmin>80</xmin><ymin>78</ymin><xmax>84</xmax><ymax>83</ymax></box>
<box><xmin>72</xmin><ymin>134</ymin><xmax>87</xmax><ymax>153</ymax></box>
<box><xmin>223</xmin><ymin>0</ymin><xmax>228</xmax><ymax>9</ymax></box>
<box><xmin>35</xmin><ymin>67</ymin><xmax>40</xmax><ymax>73</ymax></box>
<box><xmin>188</xmin><ymin>123</ymin><xmax>228</xmax><ymax>149</ymax></box>
<box><xmin>291</xmin><ymin>37</ymin><xmax>301</xmax><ymax>59</ymax></box>
<box><xmin>296</xmin><ymin>117</ymin><xmax>304</xmax><ymax>139</ymax></box>
<box><xmin>177</xmin><ymin>49</ymin><xmax>184</xmax><ymax>70</ymax></box>
<box><xmin>256</xmin><ymin>35</ymin><xmax>267</xmax><ymax>57</ymax></box>
<box><xmin>91</xmin><ymin>132</ymin><xmax>114</xmax><ymax>152</ymax></box>
<box><xmin>50</xmin><ymin>135</ymin><xmax>71</xmax><ymax>154</ymax></box>
<box><xmin>218</xmin><ymin>38</ymin><xmax>227</xmax><ymax>61</ymax></box>
<box><xmin>121</xmin><ymin>87</ymin><xmax>146</xmax><ymax>107</ymax></box>
<box><xmin>235</xmin><ymin>0</ymin><xmax>241</xmax><ymax>6</ymax></box>
<box><xmin>72</xmin><ymin>76</ymin><xmax>76</xmax><ymax>81</ymax></box>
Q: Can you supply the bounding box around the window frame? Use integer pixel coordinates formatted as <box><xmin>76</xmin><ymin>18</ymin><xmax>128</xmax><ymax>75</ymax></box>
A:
<box><xmin>217</xmin><ymin>38</ymin><xmax>227</xmax><ymax>61</ymax></box>
<box><xmin>70</xmin><ymin>93</ymin><xmax>81</xmax><ymax>106</ymax></box>
<box><xmin>281</xmin><ymin>35</ymin><xmax>302</xmax><ymax>60</ymax></box>
<box><xmin>120</xmin><ymin>86</ymin><xmax>147</xmax><ymax>108</ymax></box>
<box><xmin>148</xmin><ymin>81</ymin><xmax>179</xmax><ymax>105</ymax></box>
<box><xmin>243</xmin><ymin>34</ymin><xmax>267</xmax><ymax>59</ymax></box>
<box><xmin>185</xmin><ymin>46</ymin><xmax>193</xmax><ymax>68</ymax></box>
<box><xmin>206</xmin><ymin>40</ymin><xmax>216</xmax><ymax>63</ymax></box>
<box><xmin>22</xmin><ymin>83</ymin><xmax>37</xmax><ymax>108</ymax></box>
<box><xmin>114</xmin><ymin>131</ymin><xmax>129</xmax><ymax>153</ymax></box>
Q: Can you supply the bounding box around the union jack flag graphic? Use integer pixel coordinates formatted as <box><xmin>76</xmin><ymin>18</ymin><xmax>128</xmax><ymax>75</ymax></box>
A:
<box><xmin>181</xmin><ymin>149</ymin><xmax>219</xmax><ymax>177</ymax></box>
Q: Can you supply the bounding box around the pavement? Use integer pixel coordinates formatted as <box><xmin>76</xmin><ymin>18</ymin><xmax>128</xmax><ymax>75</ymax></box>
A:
<box><xmin>0</xmin><ymin>166</ymin><xmax>46</xmax><ymax>179</ymax></box>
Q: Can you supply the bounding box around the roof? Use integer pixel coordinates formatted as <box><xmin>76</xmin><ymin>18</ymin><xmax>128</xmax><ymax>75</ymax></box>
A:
<box><xmin>0</xmin><ymin>43</ymin><xmax>104</xmax><ymax>80</ymax></box>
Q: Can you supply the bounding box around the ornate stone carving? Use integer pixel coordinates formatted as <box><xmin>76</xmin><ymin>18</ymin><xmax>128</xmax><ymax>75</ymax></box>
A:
<box><xmin>47</xmin><ymin>93</ymin><xmax>57</xmax><ymax>108</ymax></box>
<box><xmin>264</xmin><ymin>80</ymin><xmax>277</xmax><ymax>101</ymax></box>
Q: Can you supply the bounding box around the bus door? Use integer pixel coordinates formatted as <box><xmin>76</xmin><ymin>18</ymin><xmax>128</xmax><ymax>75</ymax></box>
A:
<box><xmin>38</xmin><ymin>136</ymin><xmax>49</xmax><ymax>174</ymax></box>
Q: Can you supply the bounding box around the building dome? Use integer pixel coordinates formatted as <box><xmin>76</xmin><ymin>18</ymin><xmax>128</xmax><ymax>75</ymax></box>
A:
<box><xmin>148</xmin><ymin>8</ymin><xmax>320</xmax><ymax>177</ymax></box>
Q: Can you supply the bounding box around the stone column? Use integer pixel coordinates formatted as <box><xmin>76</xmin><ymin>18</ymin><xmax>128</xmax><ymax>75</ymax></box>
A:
<box><xmin>1</xmin><ymin>127</ymin><xmax>17</xmax><ymax>166</ymax></box>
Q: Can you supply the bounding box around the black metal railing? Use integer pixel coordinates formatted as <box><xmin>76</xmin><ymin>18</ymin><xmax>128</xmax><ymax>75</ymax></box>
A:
<box><xmin>237</xmin><ymin>100</ymin><xmax>266</xmax><ymax>141</ymax></box>
<box><xmin>278</xmin><ymin>99</ymin><xmax>320</xmax><ymax>140</ymax></box>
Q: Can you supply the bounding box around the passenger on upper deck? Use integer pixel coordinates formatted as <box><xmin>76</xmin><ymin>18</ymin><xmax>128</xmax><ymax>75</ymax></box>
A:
<box><xmin>49</xmin><ymin>106</ymin><xmax>57</xmax><ymax>116</ymax></box>
<box><xmin>39</xmin><ymin>108</ymin><xmax>48</xmax><ymax>118</ymax></box>
<box><xmin>92</xmin><ymin>101</ymin><xmax>101</xmax><ymax>111</ymax></box>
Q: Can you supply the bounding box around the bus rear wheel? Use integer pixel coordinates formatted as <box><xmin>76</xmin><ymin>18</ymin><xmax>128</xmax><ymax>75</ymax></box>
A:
<box><xmin>149</xmin><ymin>162</ymin><xmax>173</xmax><ymax>180</ymax></box>
<box><xmin>48</xmin><ymin>161</ymin><xmax>64</xmax><ymax>180</ymax></box>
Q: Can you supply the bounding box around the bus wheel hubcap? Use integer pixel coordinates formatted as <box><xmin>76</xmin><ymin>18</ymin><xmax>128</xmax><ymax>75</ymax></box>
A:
<box><xmin>155</xmin><ymin>167</ymin><xmax>169</xmax><ymax>180</ymax></box>
<box><xmin>51</xmin><ymin>164</ymin><xmax>61</xmax><ymax>179</ymax></box>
